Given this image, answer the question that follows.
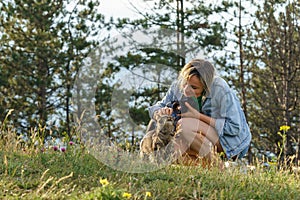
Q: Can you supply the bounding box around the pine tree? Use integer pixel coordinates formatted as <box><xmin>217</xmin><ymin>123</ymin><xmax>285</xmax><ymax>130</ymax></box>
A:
<box><xmin>0</xmin><ymin>0</ymin><xmax>104</xmax><ymax>137</ymax></box>
<box><xmin>245</xmin><ymin>0</ymin><xmax>300</xmax><ymax>161</ymax></box>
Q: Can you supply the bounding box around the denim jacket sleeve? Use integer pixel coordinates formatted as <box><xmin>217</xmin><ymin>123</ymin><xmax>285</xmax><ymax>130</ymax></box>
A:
<box><xmin>148</xmin><ymin>81</ymin><xmax>182</xmax><ymax>118</ymax></box>
<box><xmin>205</xmin><ymin>77</ymin><xmax>243</xmax><ymax>137</ymax></box>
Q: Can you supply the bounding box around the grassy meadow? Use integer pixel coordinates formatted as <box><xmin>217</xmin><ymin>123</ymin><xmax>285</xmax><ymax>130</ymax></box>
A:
<box><xmin>0</xmin><ymin>127</ymin><xmax>300</xmax><ymax>200</ymax></box>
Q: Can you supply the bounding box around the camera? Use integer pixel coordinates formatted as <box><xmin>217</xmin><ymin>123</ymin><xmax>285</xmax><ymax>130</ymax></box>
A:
<box><xmin>167</xmin><ymin>96</ymin><xmax>199</xmax><ymax>128</ymax></box>
<box><xmin>178</xmin><ymin>96</ymin><xmax>199</xmax><ymax>114</ymax></box>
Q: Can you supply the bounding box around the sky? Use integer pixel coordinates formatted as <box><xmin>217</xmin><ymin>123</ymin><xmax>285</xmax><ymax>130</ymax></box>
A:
<box><xmin>98</xmin><ymin>0</ymin><xmax>230</xmax><ymax>19</ymax></box>
<box><xmin>99</xmin><ymin>0</ymin><xmax>151</xmax><ymax>19</ymax></box>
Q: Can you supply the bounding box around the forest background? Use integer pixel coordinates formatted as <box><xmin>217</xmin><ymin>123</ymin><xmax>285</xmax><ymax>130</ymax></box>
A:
<box><xmin>0</xmin><ymin>0</ymin><xmax>299</xmax><ymax>165</ymax></box>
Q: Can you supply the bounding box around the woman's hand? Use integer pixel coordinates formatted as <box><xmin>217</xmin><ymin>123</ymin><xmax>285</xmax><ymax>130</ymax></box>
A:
<box><xmin>153</xmin><ymin>107</ymin><xmax>173</xmax><ymax>120</ymax></box>
<box><xmin>180</xmin><ymin>102</ymin><xmax>201</xmax><ymax>119</ymax></box>
<box><xmin>181</xmin><ymin>102</ymin><xmax>216</xmax><ymax>128</ymax></box>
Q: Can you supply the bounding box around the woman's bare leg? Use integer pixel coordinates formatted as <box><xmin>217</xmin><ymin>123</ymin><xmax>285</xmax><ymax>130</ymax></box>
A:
<box><xmin>178</xmin><ymin>118</ymin><xmax>219</xmax><ymax>151</ymax></box>
<box><xmin>174</xmin><ymin>118</ymin><xmax>223</xmax><ymax>167</ymax></box>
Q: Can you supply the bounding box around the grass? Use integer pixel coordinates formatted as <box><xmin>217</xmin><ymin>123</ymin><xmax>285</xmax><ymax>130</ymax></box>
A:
<box><xmin>1</xmin><ymin>145</ymin><xmax>300</xmax><ymax>200</ymax></box>
<box><xmin>0</xmin><ymin>116</ymin><xmax>299</xmax><ymax>199</ymax></box>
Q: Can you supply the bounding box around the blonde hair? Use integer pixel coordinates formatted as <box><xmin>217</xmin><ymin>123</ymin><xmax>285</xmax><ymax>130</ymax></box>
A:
<box><xmin>178</xmin><ymin>59</ymin><xmax>215</xmax><ymax>94</ymax></box>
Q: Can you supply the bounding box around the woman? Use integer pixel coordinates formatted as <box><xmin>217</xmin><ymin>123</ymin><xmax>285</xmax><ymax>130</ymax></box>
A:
<box><xmin>148</xmin><ymin>59</ymin><xmax>251</xmax><ymax>165</ymax></box>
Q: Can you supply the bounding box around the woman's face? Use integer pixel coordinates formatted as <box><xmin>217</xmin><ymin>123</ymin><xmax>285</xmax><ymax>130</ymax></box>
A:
<box><xmin>183</xmin><ymin>75</ymin><xmax>204</xmax><ymax>97</ymax></box>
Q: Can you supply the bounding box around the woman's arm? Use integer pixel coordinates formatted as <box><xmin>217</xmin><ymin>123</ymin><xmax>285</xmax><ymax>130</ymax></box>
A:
<box><xmin>148</xmin><ymin>81</ymin><xmax>181</xmax><ymax>118</ymax></box>
<box><xmin>183</xmin><ymin>92</ymin><xmax>243</xmax><ymax>137</ymax></box>
<box><xmin>198</xmin><ymin>113</ymin><xmax>216</xmax><ymax>128</ymax></box>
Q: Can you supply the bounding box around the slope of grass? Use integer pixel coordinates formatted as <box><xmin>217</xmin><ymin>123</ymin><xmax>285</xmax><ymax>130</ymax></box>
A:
<box><xmin>1</xmin><ymin>147</ymin><xmax>300</xmax><ymax>200</ymax></box>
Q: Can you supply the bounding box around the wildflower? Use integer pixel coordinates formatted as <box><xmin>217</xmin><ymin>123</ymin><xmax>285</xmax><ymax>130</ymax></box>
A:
<box><xmin>145</xmin><ymin>191</ymin><xmax>152</xmax><ymax>197</ymax></box>
<box><xmin>53</xmin><ymin>146</ymin><xmax>58</xmax><ymax>151</ymax></box>
<box><xmin>99</xmin><ymin>178</ymin><xmax>109</xmax><ymax>186</ymax></box>
<box><xmin>69</xmin><ymin>141</ymin><xmax>74</xmax><ymax>146</ymax></box>
<box><xmin>122</xmin><ymin>192</ymin><xmax>132</xmax><ymax>199</ymax></box>
<box><xmin>280</xmin><ymin>125</ymin><xmax>290</xmax><ymax>132</ymax></box>
<box><xmin>60</xmin><ymin>147</ymin><xmax>66</xmax><ymax>152</ymax></box>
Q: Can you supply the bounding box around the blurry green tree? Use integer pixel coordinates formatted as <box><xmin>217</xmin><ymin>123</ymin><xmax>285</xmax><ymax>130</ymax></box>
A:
<box><xmin>244</xmin><ymin>0</ymin><xmax>300</xmax><ymax>162</ymax></box>
<box><xmin>0</xmin><ymin>0</ymin><xmax>104</xmax><ymax>138</ymax></box>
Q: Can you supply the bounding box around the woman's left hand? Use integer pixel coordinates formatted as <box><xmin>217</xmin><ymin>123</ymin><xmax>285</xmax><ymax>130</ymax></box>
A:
<box><xmin>180</xmin><ymin>102</ymin><xmax>201</xmax><ymax>119</ymax></box>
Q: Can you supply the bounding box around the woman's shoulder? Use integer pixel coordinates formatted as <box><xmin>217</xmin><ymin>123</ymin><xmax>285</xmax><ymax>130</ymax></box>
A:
<box><xmin>166</xmin><ymin>80</ymin><xmax>184</xmax><ymax>99</ymax></box>
<box><xmin>169</xmin><ymin>80</ymin><xmax>181</xmax><ymax>92</ymax></box>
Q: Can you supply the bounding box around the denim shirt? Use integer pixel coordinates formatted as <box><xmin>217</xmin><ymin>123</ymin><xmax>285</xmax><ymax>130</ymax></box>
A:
<box><xmin>148</xmin><ymin>76</ymin><xmax>252</xmax><ymax>158</ymax></box>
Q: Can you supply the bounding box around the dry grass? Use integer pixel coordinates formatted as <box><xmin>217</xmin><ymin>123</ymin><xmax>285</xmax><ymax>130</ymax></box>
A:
<box><xmin>1</xmin><ymin>114</ymin><xmax>300</xmax><ymax>199</ymax></box>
